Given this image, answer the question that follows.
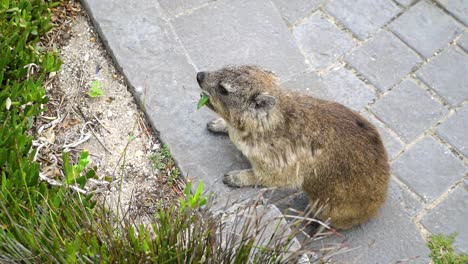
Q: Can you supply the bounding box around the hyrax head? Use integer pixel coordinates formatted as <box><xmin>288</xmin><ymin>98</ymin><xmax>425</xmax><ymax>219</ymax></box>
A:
<box><xmin>196</xmin><ymin>65</ymin><xmax>280</xmax><ymax>125</ymax></box>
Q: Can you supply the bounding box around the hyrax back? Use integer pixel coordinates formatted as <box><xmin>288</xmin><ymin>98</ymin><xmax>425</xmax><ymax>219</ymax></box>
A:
<box><xmin>196</xmin><ymin>65</ymin><xmax>390</xmax><ymax>229</ymax></box>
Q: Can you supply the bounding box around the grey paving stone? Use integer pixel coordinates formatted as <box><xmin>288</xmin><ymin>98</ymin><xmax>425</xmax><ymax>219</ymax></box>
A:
<box><xmin>416</xmin><ymin>46</ymin><xmax>468</xmax><ymax>106</ymax></box>
<box><xmin>324</xmin><ymin>0</ymin><xmax>400</xmax><ymax>39</ymax></box>
<box><xmin>318</xmin><ymin>195</ymin><xmax>429</xmax><ymax>263</ymax></box>
<box><xmin>360</xmin><ymin>111</ymin><xmax>404</xmax><ymax>159</ymax></box>
<box><xmin>422</xmin><ymin>186</ymin><xmax>468</xmax><ymax>253</ymax></box>
<box><xmin>371</xmin><ymin>79</ymin><xmax>447</xmax><ymax>142</ymax></box>
<box><xmin>81</xmin><ymin>0</ymin><xmax>258</xmax><ymax>207</ymax></box>
<box><xmin>266</xmin><ymin>189</ymin><xmax>310</xmax><ymax>216</ymax></box>
<box><xmin>293</xmin><ymin>11</ymin><xmax>356</xmax><ymax>70</ymax></box>
<box><xmin>281</xmin><ymin>70</ymin><xmax>324</xmax><ymax>94</ymax></box>
<box><xmin>345</xmin><ymin>31</ymin><xmax>421</xmax><ymax>91</ymax></box>
<box><xmin>458</xmin><ymin>32</ymin><xmax>468</xmax><ymax>51</ymax></box>
<box><xmin>437</xmin><ymin>105</ymin><xmax>468</xmax><ymax>158</ymax></box>
<box><xmin>157</xmin><ymin>0</ymin><xmax>211</xmax><ymax>17</ymax></box>
<box><xmin>392</xmin><ymin>136</ymin><xmax>466</xmax><ymax>202</ymax></box>
<box><xmin>171</xmin><ymin>0</ymin><xmax>308</xmax><ymax>80</ymax></box>
<box><xmin>322</xmin><ymin>68</ymin><xmax>376</xmax><ymax>110</ymax></box>
<box><xmin>282</xmin><ymin>67</ymin><xmax>375</xmax><ymax>111</ymax></box>
<box><xmin>388</xmin><ymin>178</ymin><xmax>423</xmax><ymax>217</ymax></box>
<box><xmin>389</xmin><ymin>0</ymin><xmax>463</xmax><ymax>58</ymax></box>
<box><xmin>394</xmin><ymin>0</ymin><xmax>416</xmax><ymax>7</ymax></box>
<box><xmin>436</xmin><ymin>0</ymin><xmax>468</xmax><ymax>25</ymax></box>
<box><xmin>262</xmin><ymin>187</ymin><xmax>300</xmax><ymax>202</ymax></box>
<box><xmin>271</xmin><ymin>0</ymin><xmax>326</xmax><ymax>25</ymax></box>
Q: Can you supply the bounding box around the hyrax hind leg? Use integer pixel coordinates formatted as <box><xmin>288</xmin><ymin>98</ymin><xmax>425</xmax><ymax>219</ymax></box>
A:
<box><xmin>207</xmin><ymin>118</ymin><xmax>228</xmax><ymax>134</ymax></box>
<box><xmin>223</xmin><ymin>169</ymin><xmax>258</xmax><ymax>188</ymax></box>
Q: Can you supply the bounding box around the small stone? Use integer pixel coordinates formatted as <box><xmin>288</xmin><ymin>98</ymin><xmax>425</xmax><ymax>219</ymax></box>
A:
<box><xmin>152</xmin><ymin>143</ymin><xmax>160</xmax><ymax>150</ymax></box>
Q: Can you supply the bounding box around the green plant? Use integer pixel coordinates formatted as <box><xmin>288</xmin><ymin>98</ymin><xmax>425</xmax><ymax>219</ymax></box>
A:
<box><xmin>1</xmin><ymin>0</ymin><xmax>61</xmax><ymax>184</ymax></box>
<box><xmin>1</xmin><ymin>180</ymin><xmax>329</xmax><ymax>263</ymax></box>
<box><xmin>0</xmin><ymin>0</ymin><xmax>95</xmax><ymax>262</ymax></box>
<box><xmin>428</xmin><ymin>233</ymin><xmax>468</xmax><ymax>264</ymax></box>
<box><xmin>0</xmin><ymin>0</ymin><xmax>62</xmax><ymax>221</ymax></box>
<box><xmin>150</xmin><ymin>152</ymin><xmax>165</xmax><ymax>170</ymax></box>
<box><xmin>168</xmin><ymin>167</ymin><xmax>180</xmax><ymax>186</ymax></box>
<box><xmin>179</xmin><ymin>180</ymin><xmax>208</xmax><ymax>213</ymax></box>
<box><xmin>62</xmin><ymin>151</ymin><xmax>97</xmax><ymax>187</ymax></box>
<box><xmin>150</xmin><ymin>144</ymin><xmax>172</xmax><ymax>170</ymax></box>
<box><xmin>197</xmin><ymin>94</ymin><xmax>209</xmax><ymax>109</ymax></box>
<box><xmin>160</xmin><ymin>144</ymin><xmax>171</xmax><ymax>158</ymax></box>
<box><xmin>87</xmin><ymin>80</ymin><xmax>104</xmax><ymax>97</ymax></box>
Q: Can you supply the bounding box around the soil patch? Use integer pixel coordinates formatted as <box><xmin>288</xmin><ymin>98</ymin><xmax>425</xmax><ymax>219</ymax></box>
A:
<box><xmin>34</xmin><ymin>2</ymin><xmax>183</xmax><ymax>221</ymax></box>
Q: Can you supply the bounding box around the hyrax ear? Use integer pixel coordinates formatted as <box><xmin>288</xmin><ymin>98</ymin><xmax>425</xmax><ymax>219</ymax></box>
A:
<box><xmin>254</xmin><ymin>93</ymin><xmax>276</xmax><ymax>112</ymax></box>
<box><xmin>220</xmin><ymin>82</ymin><xmax>236</xmax><ymax>93</ymax></box>
<box><xmin>263</xmin><ymin>69</ymin><xmax>277</xmax><ymax>77</ymax></box>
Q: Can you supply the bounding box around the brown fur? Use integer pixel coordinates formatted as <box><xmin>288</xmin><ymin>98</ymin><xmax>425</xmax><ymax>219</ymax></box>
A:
<box><xmin>197</xmin><ymin>65</ymin><xmax>390</xmax><ymax>229</ymax></box>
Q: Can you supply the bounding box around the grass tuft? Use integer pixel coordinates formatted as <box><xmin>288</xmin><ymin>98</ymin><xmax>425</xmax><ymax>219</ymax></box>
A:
<box><xmin>428</xmin><ymin>233</ymin><xmax>468</xmax><ymax>264</ymax></box>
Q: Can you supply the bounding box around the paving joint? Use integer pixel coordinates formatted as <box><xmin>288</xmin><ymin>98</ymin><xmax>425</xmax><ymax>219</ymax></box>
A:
<box><xmin>284</xmin><ymin>0</ymin><xmax>332</xmax><ymax>29</ymax></box>
<box><xmin>318</xmin><ymin>7</ymin><xmax>363</xmax><ymax>44</ymax></box>
<box><xmin>433</xmin><ymin>0</ymin><xmax>468</xmax><ymax>27</ymax></box>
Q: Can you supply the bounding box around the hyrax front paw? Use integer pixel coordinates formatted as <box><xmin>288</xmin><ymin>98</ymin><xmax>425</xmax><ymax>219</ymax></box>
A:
<box><xmin>207</xmin><ymin>118</ymin><xmax>228</xmax><ymax>134</ymax></box>
<box><xmin>223</xmin><ymin>169</ymin><xmax>256</xmax><ymax>188</ymax></box>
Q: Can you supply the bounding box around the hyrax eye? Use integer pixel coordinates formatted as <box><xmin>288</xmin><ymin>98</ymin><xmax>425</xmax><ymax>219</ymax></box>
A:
<box><xmin>218</xmin><ymin>83</ymin><xmax>229</xmax><ymax>95</ymax></box>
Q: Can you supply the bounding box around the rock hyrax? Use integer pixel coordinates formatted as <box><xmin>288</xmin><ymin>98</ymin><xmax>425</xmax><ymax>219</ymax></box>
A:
<box><xmin>196</xmin><ymin>65</ymin><xmax>390</xmax><ymax>229</ymax></box>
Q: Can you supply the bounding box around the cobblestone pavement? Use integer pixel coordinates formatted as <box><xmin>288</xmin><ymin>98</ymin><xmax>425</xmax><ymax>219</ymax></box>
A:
<box><xmin>81</xmin><ymin>0</ymin><xmax>467</xmax><ymax>262</ymax></box>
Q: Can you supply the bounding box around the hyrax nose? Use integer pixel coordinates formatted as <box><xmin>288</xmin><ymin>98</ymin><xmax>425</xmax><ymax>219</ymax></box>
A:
<box><xmin>196</xmin><ymin>72</ymin><xmax>206</xmax><ymax>84</ymax></box>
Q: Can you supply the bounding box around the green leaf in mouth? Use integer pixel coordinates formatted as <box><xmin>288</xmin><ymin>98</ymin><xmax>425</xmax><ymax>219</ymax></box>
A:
<box><xmin>197</xmin><ymin>94</ymin><xmax>210</xmax><ymax>110</ymax></box>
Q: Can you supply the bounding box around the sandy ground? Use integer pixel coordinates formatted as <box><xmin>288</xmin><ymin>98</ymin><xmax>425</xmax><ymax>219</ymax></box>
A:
<box><xmin>34</xmin><ymin>3</ymin><xmax>183</xmax><ymax>221</ymax></box>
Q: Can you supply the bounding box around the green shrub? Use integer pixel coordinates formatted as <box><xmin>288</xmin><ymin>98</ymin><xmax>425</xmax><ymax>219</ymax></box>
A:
<box><xmin>1</xmin><ymin>0</ymin><xmax>62</xmax><ymax>222</ymax></box>
<box><xmin>0</xmin><ymin>0</ymin><xmax>84</xmax><ymax>261</ymax></box>
<box><xmin>1</xmin><ymin>178</ymin><xmax>317</xmax><ymax>263</ymax></box>
<box><xmin>0</xmin><ymin>0</ymin><xmax>61</xmax><ymax>185</ymax></box>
